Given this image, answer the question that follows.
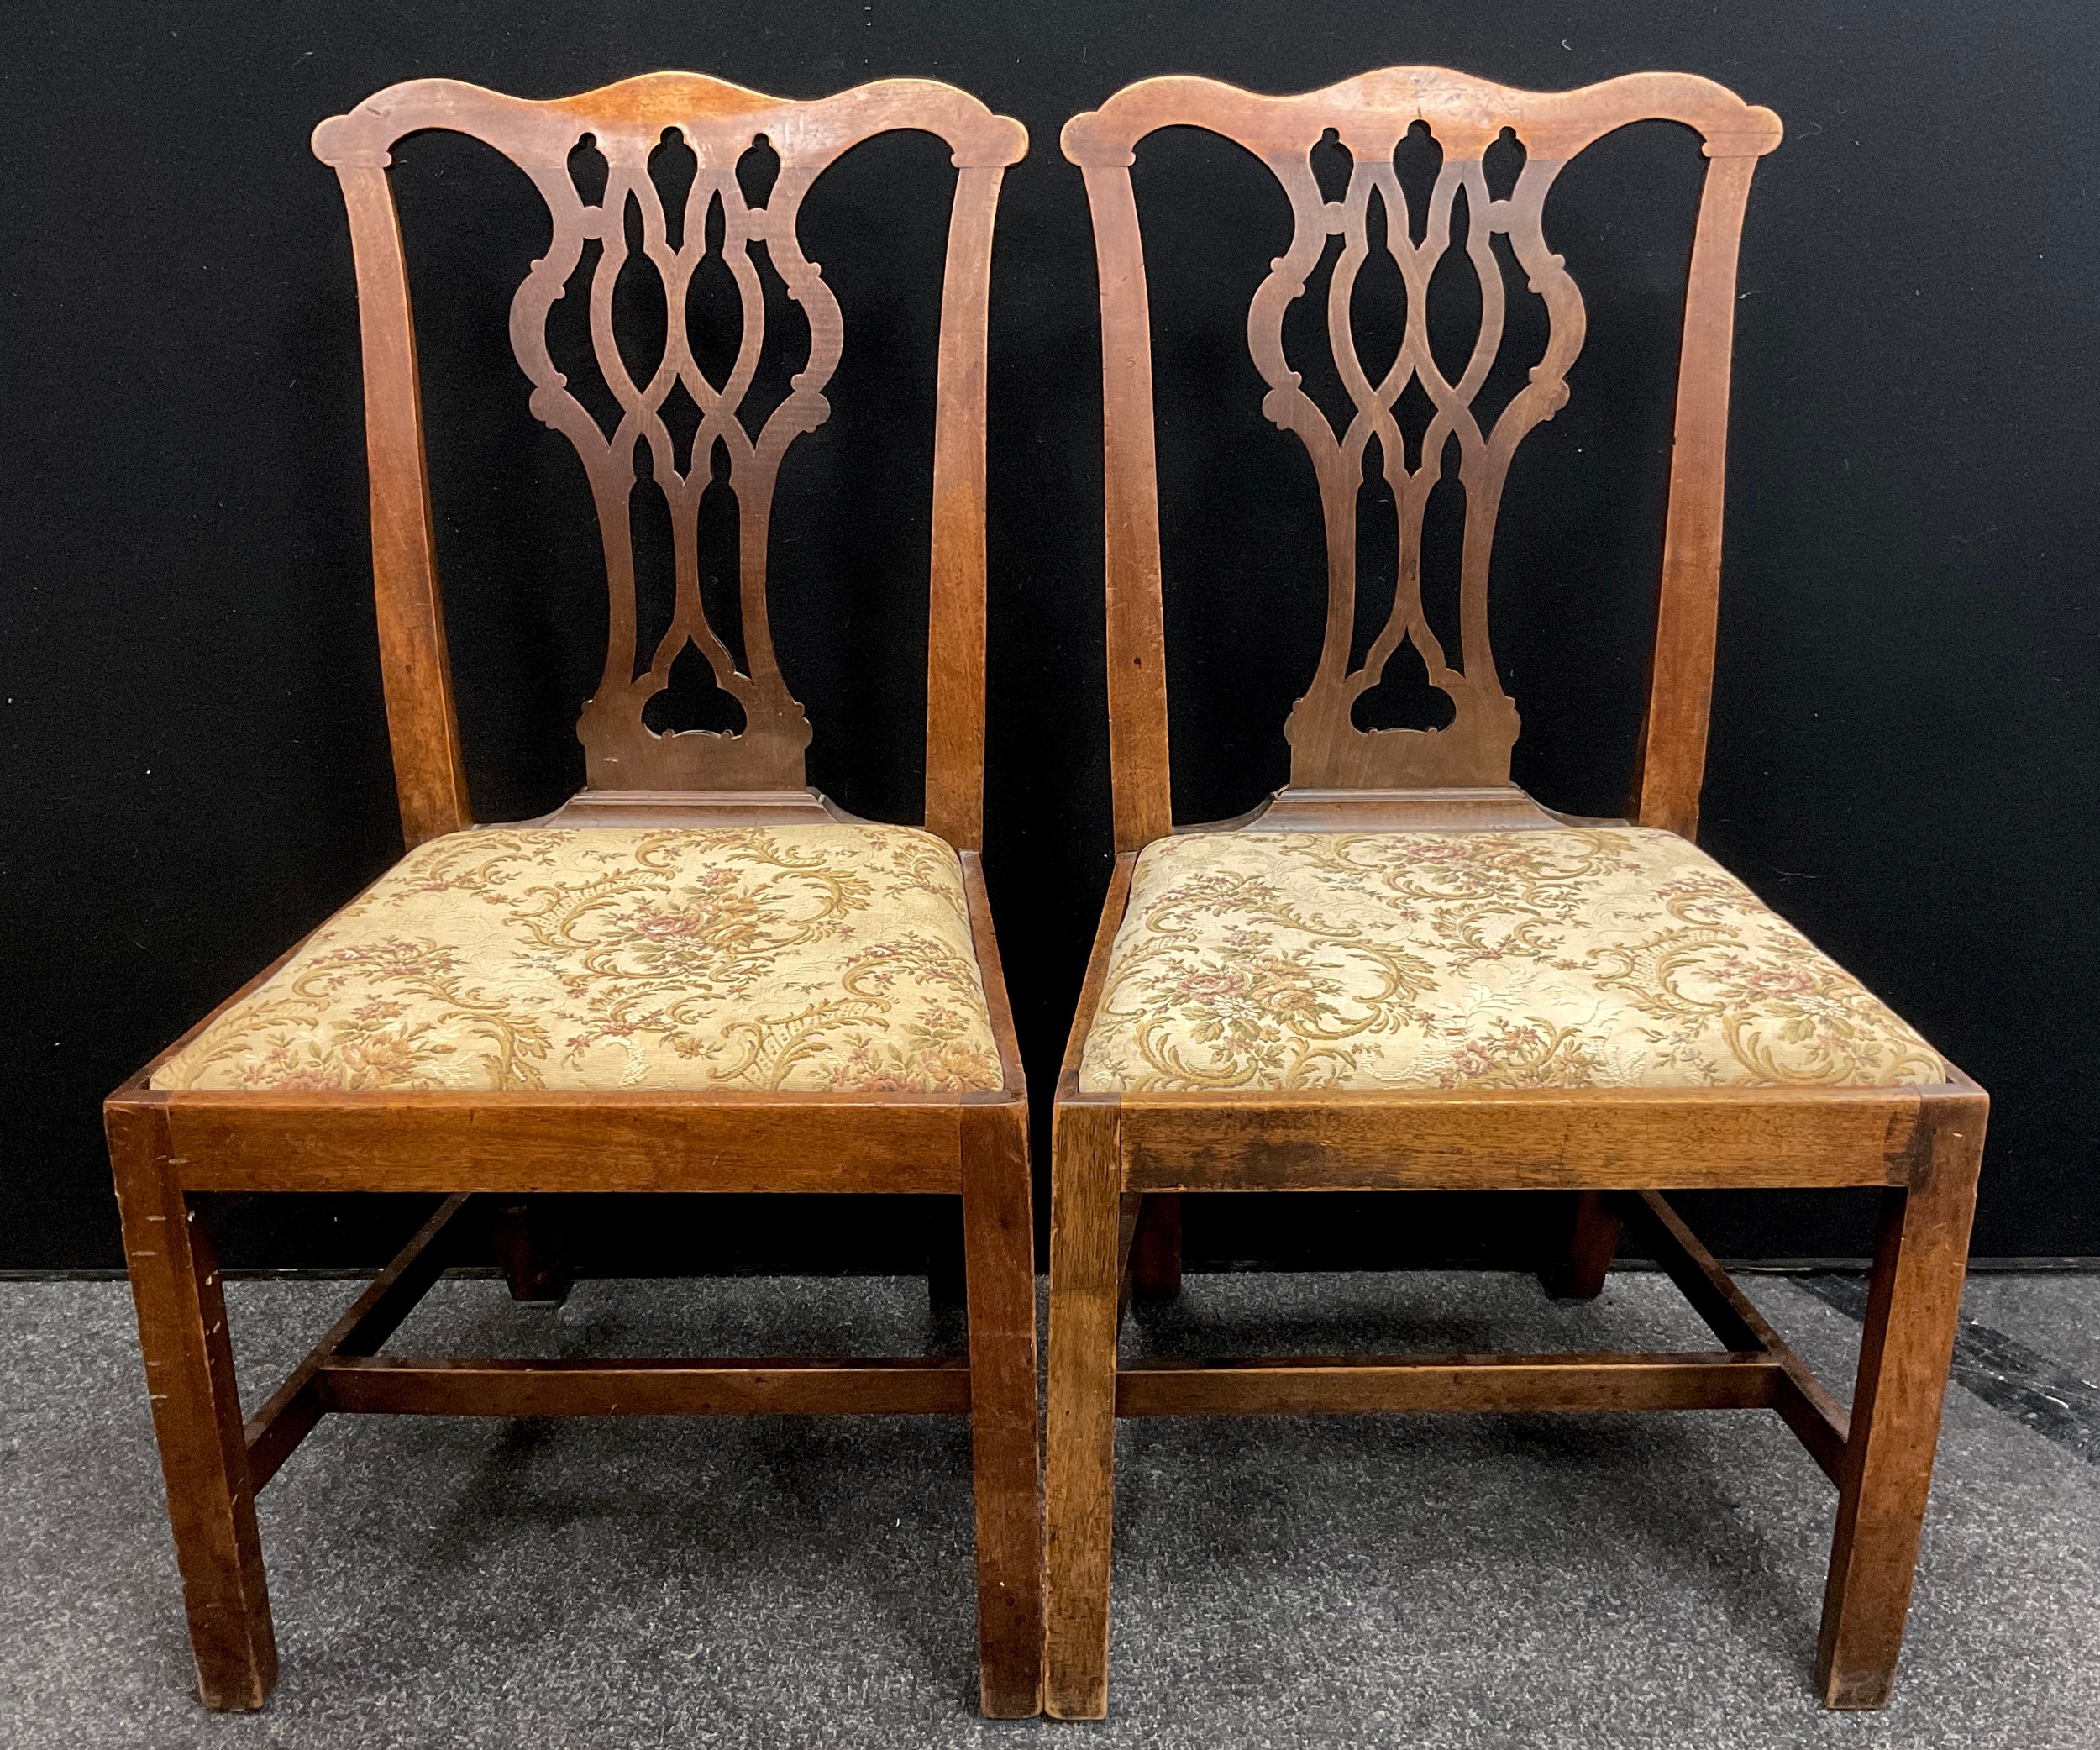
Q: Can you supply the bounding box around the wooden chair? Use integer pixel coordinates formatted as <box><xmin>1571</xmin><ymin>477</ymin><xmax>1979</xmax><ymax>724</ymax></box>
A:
<box><xmin>104</xmin><ymin>72</ymin><xmax>1041</xmax><ymax>1717</ymax></box>
<box><xmin>1047</xmin><ymin>67</ymin><xmax>1987</xmax><ymax>1716</ymax></box>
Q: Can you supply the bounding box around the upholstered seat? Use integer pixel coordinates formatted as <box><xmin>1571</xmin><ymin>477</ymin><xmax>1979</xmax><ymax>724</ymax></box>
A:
<box><xmin>1076</xmin><ymin>828</ymin><xmax>1943</xmax><ymax>1094</ymax></box>
<box><xmin>154</xmin><ymin>823</ymin><xmax>1005</xmax><ymax>1094</ymax></box>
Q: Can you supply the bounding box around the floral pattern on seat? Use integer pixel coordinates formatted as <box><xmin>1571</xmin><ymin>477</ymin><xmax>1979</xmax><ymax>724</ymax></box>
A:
<box><xmin>152</xmin><ymin>825</ymin><xmax>1005</xmax><ymax>1095</ymax></box>
<box><xmin>1076</xmin><ymin>828</ymin><xmax>1945</xmax><ymax>1093</ymax></box>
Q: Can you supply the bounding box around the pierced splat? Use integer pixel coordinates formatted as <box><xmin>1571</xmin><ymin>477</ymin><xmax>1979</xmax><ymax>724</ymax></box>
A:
<box><xmin>1250</xmin><ymin>107</ymin><xmax>1587</xmax><ymax>788</ymax></box>
<box><xmin>313</xmin><ymin>74</ymin><xmax>1026</xmax><ymax>839</ymax></box>
<box><xmin>1063</xmin><ymin>70</ymin><xmax>1782</xmax><ymax>847</ymax></box>
<box><xmin>508</xmin><ymin>115</ymin><xmax>837</xmax><ymax>789</ymax></box>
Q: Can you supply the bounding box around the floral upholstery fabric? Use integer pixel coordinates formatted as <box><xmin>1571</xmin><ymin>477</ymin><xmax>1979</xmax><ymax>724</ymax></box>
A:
<box><xmin>152</xmin><ymin>826</ymin><xmax>1004</xmax><ymax>1095</ymax></box>
<box><xmin>1076</xmin><ymin>828</ymin><xmax>1944</xmax><ymax>1094</ymax></box>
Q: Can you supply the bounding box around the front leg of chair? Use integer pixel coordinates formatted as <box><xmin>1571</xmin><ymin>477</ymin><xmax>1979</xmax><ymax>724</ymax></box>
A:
<box><xmin>1045</xmin><ymin>1099</ymin><xmax>1122</xmax><ymax>1718</ymax></box>
<box><xmin>107</xmin><ymin>1104</ymin><xmax>277</xmax><ymax>1710</ymax></box>
<box><xmin>960</xmin><ymin>1103</ymin><xmax>1044</xmax><ymax>1716</ymax></box>
<box><xmin>1814</xmin><ymin>1096</ymin><xmax>1986</xmax><ymax>1708</ymax></box>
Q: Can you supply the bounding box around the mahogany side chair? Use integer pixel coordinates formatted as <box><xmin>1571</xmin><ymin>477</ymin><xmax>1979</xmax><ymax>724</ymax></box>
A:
<box><xmin>103</xmin><ymin>72</ymin><xmax>1042</xmax><ymax>1716</ymax></box>
<box><xmin>1047</xmin><ymin>67</ymin><xmax>1987</xmax><ymax>1716</ymax></box>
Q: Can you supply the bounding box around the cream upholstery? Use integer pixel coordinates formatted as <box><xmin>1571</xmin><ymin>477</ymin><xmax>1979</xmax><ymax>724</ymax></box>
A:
<box><xmin>153</xmin><ymin>825</ymin><xmax>1004</xmax><ymax>1095</ymax></box>
<box><xmin>1077</xmin><ymin>828</ymin><xmax>1944</xmax><ymax>1094</ymax></box>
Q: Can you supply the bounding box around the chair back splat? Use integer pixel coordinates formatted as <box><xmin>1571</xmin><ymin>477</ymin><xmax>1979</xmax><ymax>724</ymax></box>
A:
<box><xmin>1060</xmin><ymin>70</ymin><xmax>1781</xmax><ymax>848</ymax></box>
<box><xmin>314</xmin><ymin>74</ymin><xmax>1027</xmax><ymax>849</ymax></box>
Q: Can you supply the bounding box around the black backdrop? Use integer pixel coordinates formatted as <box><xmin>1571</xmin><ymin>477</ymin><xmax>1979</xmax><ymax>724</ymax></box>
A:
<box><xmin>3</xmin><ymin>1</ymin><xmax>2095</xmax><ymax>1273</ymax></box>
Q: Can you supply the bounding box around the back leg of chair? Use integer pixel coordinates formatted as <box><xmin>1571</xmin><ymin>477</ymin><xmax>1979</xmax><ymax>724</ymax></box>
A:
<box><xmin>491</xmin><ymin>1198</ymin><xmax>572</xmax><ymax>1304</ymax></box>
<box><xmin>1815</xmin><ymin>1101</ymin><xmax>1984</xmax><ymax>1708</ymax></box>
<box><xmin>1541</xmin><ymin>1190</ymin><xmax>1623</xmax><ymax>1301</ymax></box>
<box><xmin>1129</xmin><ymin>1191</ymin><xmax>1184</xmax><ymax>1304</ymax></box>
<box><xmin>927</xmin><ymin>1194</ymin><xmax>969</xmax><ymax>1310</ymax></box>
<box><xmin>107</xmin><ymin>1106</ymin><xmax>277</xmax><ymax>1710</ymax></box>
<box><xmin>960</xmin><ymin>1104</ymin><xmax>1044</xmax><ymax>1716</ymax></box>
<box><xmin>1045</xmin><ymin>1101</ymin><xmax>1122</xmax><ymax>1719</ymax></box>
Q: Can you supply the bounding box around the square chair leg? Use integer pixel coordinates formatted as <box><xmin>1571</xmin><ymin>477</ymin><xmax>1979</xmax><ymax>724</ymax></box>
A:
<box><xmin>1541</xmin><ymin>1190</ymin><xmax>1624</xmax><ymax>1301</ymax></box>
<box><xmin>490</xmin><ymin>1198</ymin><xmax>572</xmax><ymax>1304</ymax></box>
<box><xmin>1815</xmin><ymin>1101</ymin><xmax>1984</xmax><ymax>1708</ymax></box>
<box><xmin>960</xmin><ymin>1104</ymin><xmax>1045</xmax><ymax>1716</ymax></box>
<box><xmin>1129</xmin><ymin>1191</ymin><xmax>1184</xmax><ymax>1305</ymax></box>
<box><xmin>108</xmin><ymin>1104</ymin><xmax>276</xmax><ymax>1711</ymax></box>
<box><xmin>1044</xmin><ymin>1101</ymin><xmax>1121</xmax><ymax>1718</ymax></box>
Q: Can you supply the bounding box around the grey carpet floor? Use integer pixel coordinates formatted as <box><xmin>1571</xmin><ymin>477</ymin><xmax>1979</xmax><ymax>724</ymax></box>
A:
<box><xmin>3</xmin><ymin>1269</ymin><xmax>2097</xmax><ymax>1748</ymax></box>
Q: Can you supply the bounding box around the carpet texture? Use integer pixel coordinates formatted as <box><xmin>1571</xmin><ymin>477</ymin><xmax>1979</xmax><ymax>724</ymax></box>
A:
<box><xmin>3</xmin><ymin>1269</ymin><xmax>2096</xmax><ymax>1748</ymax></box>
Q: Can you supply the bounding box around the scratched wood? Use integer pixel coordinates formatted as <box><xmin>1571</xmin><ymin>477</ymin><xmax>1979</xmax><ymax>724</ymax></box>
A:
<box><xmin>144</xmin><ymin>1090</ymin><xmax>969</xmax><ymax>1195</ymax></box>
<box><xmin>1116</xmin><ymin>1084</ymin><xmax>1925</xmax><ymax>1191</ymax></box>
<box><xmin>1816</xmin><ymin>1094</ymin><xmax>1987</xmax><ymax>1707</ymax></box>
<box><xmin>1115</xmin><ymin>1351</ymin><xmax>1782</xmax><ymax>1417</ymax></box>
<box><xmin>106</xmin><ymin>1105</ymin><xmax>276</xmax><ymax>1710</ymax></box>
